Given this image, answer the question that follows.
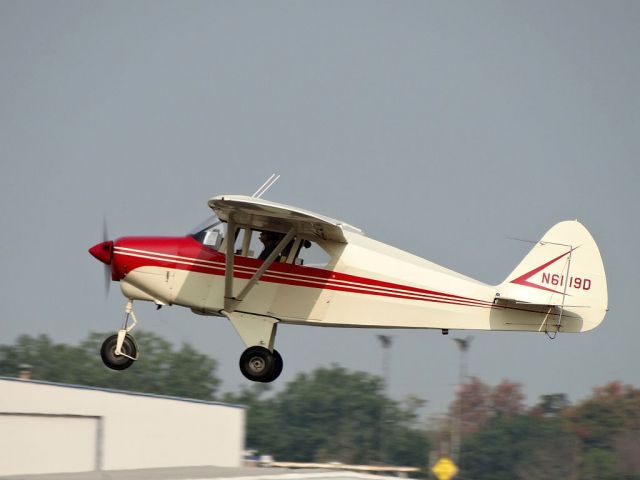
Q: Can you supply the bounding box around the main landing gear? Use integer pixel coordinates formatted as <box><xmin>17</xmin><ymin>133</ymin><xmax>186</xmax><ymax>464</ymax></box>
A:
<box><xmin>100</xmin><ymin>301</ymin><xmax>139</xmax><ymax>371</ymax></box>
<box><xmin>225</xmin><ymin>311</ymin><xmax>284</xmax><ymax>383</ymax></box>
<box><xmin>239</xmin><ymin>346</ymin><xmax>283</xmax><ymax>383</ymax></box>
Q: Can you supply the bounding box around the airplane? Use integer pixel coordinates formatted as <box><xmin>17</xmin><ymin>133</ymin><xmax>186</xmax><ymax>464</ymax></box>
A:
<box><xmin>89</xmin><ymin>182</ymin><xmax>608</xmax><ymax>382</ymax></box>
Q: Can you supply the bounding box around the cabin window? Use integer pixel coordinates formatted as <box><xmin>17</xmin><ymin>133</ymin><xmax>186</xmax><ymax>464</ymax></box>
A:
<box><xmin>192</xmin><ymin>220</ymin><xmax>333</xmax><ymax>269</ymax></box>
<box><xmin>231</xmin><ymin>229</ymin><xmax>332</xmax><ymax>268</ymax></box>
<box><xmin>190</xmin><ymin>217</ymin><xmax>225</xmax><ymax>250</ymax></box>
<box><xmin>295</xmin><ymin>239</ymin><xmax>331</xmax><ymax>268</ymax></box>
<box><xmin>233</xmin><ymin>228</ymin><xmax>256</xmax><ymax>257</ymax></box>
<box><xmin>255</xmin><ymin>230</ymin><xmax>288</xmax><ymax>261</ymax></box>
<box><xmin>189</xmin><ymin>211</ymin><xmax>342</xmax><ymax>271</ymax></box>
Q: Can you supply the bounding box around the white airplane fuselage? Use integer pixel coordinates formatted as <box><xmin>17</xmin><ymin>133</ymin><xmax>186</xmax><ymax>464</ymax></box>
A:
<box><xmin>113</xmin><ymin>229</ymin><xmax>599</xmax><ymax>335</ymax></box>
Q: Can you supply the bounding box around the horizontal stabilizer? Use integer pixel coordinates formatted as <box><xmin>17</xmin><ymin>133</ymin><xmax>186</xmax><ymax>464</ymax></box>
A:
<box><xmin>493</xmin><ymin>295</ymin><xmax>588</xmax><ymax>309</ymax></box>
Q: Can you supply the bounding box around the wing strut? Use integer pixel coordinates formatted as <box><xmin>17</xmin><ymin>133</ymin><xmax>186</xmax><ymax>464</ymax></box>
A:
<box><xmin>224</xmin><ymin>215</ymin><xmax>237</xmax><ymax>304</ymax></box>
<box><xmin>223</xmin><ymin>225</ymin><xmax>296</xmax><ymax>313</ymax></box>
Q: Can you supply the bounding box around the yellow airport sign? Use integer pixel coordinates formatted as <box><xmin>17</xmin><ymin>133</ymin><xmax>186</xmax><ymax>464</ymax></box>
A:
<box><xmin>431</xmin><ymin>457</ymin><xmax>458</xmax><ymax>480</ymax></box>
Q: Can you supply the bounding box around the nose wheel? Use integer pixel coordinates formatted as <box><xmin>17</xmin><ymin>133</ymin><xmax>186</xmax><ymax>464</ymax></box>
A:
<box><xmin>100</xmin><ymin>333</ymin><xmax>138</xmax><ymax>370</ymax></box>
<box><xmin>239</xmin><ymin>346</ymin><xmax>283</xmax><ymax>383</ymax></box>
<box><xmin>100</xmin><ymin>300</ymin><xmax>140</xmax><ymax>371</ymax></box>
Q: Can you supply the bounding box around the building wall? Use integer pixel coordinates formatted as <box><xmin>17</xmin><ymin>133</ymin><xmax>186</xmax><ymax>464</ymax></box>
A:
<box><xmin>0</xmin><ymin>378</ymin><xmax>245</xmax><ymax>476</ymax></box>
<box><xmin>0</xmin><ymin>413</ymin><xmax>99</xmax><ymax>475</ymax></box>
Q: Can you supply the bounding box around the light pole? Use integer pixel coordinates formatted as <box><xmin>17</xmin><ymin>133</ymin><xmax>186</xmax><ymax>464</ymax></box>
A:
<box><xmin>377</xmin><ymin>334</ymin><xmax>393</xmax><ymax>389</ymax></box>
<box><xmin>376</xmin><ymin>334</ymin><xmax>393</xmax><ymax>464</ymax></box>
<box><xmin>451</xmin><ymin>336</ymin><xmax>472</xmax><ymax>467</ymax></box>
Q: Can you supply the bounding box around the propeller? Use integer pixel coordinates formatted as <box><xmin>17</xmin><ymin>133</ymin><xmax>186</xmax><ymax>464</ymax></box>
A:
<box><xmin>102</xmin><ymin>216</ymin><xmax>111</xmax><ymax>296</ymax></box>
<box><xmin>89</xmin><ymin>217</ymin><xmax>114</xmax><ymax>297</ymax></box>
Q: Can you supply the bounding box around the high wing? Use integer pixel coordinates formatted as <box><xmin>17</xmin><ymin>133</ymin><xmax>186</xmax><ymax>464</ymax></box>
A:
<box><xmin>208</xmin><ymin>194</ymin><xmax>362</xmax><ymax>243</ymax></box>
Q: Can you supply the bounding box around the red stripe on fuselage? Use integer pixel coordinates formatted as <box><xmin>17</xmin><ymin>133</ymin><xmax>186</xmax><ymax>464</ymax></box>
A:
<box><xmin>112</xmin><ymin>236</ymin><xmax>494</xmax><ymax>308</ymax></box>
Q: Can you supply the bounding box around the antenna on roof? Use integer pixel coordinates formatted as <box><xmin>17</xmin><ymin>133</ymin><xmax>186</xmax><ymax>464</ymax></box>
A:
<box><xmin>506</xmin><ymin>236</ymin><xmax>538</xmax><ymax>245</ymax></box>
<box><xmin>253</xmin><ymin>173</ymin><xmax>280</xmax><ymax>198</ymax></box>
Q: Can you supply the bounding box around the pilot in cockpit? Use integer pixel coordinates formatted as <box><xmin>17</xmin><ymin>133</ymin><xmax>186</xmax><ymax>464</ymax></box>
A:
<box><xmin>258</xmin><ymin>231</ymin><xmax>284</xmax><ymax>260</ymax></box>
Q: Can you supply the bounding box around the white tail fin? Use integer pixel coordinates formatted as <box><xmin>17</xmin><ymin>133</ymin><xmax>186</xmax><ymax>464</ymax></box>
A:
<box><xmin>497</xmin><ymin>221</ymin><xmax>608</xmax><ymax>332</ymax></box>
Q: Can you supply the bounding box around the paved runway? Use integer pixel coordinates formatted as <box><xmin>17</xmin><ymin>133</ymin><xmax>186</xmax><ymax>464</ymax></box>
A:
<box><xmin>0</xmin><ymin>467</ymin><xmax>402</xmax><ymax>480</ymax></box>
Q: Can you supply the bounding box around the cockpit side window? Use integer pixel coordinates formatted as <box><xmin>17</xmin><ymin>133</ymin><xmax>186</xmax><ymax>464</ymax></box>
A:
<box><xmin>295</xmin><ymin>238</ymin><xmax>331</xmax><ymax>268</ymax></box>
<box><xmin>191</xmin><ymin>219</ymin><xmax>333</xmax><ymax>268</ymax></box>
<box><xmin>202</xmin><ymin>229</ymin><xmax>223</xmax><ymax>249</ymax></box>
<box><xmin>258</xmin><ymin>231</ymin><xmax>285</xmax><ymax>260</ymax></box>
<box><xmin>252</xmin><ymin>231</ymin><xmax>331</xmax><ymax>268</ymax></box>
<box><xmin>190</xmin><ymin>217</ymin><xmax>225</xmax><ymax>250</ymax></box>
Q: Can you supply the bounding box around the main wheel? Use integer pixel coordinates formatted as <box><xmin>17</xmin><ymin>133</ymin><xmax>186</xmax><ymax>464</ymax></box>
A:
<box><xmin>239</xmin><ymin>346</ymin><xmax>276</xmax><ymax>382</ymax></box>
<box><xmin>100</xmin><ymin>334</ymin><xmax>137</xmax><ymax>371</ymax></box>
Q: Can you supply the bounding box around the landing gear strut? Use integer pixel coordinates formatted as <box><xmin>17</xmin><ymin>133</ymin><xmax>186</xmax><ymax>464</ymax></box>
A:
<box><xmin>239</xmin><ymin>346</ymin><xmax>283</xmax><ymax>383</ymax></box>
<box><xmin>101</xmin><ymin>300</ymin><xmax>139</xmax><ymax>371</ymax></box>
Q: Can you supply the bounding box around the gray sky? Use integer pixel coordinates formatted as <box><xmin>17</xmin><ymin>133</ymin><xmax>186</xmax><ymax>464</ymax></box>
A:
<box><xmin>1</xmin><ymin>1</ymin><xmax>638</xmax><ymax>416</ymax></box>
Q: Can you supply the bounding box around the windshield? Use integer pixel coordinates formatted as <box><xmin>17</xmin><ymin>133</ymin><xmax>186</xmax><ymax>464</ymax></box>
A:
<box><xmin>189</xmin><ymin>215</ymin><xmax>225</xmax><ymax>249</ymax></box>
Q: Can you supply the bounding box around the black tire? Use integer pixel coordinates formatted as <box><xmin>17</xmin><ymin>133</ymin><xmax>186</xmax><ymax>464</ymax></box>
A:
<box><xmin>239</xmin><ymin>346</ymin><xmax>275</xmax><ymax>382</ymax></box>
<box><xmin>100</xmin><ymin>334</ymin><xmax>137</xmax><ymax>371</ymax></box>
<box><xmin>261</xmin><ymin>349</ymin><xmax>283</xmax><ymax>383</ymax></box>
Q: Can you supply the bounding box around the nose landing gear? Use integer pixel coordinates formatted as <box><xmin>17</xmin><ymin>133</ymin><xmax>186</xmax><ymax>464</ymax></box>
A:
<box><xmin>100</xmin><ymin>300</ymin><xmax>139</xmax><ymax>371</ymax></box>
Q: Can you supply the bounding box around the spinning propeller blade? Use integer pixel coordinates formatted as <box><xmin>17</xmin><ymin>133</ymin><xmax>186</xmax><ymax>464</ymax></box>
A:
<box><xmin>102</xmin><ymin>217</ymin><xmax>111</xmax><ymax>296</ymax></box>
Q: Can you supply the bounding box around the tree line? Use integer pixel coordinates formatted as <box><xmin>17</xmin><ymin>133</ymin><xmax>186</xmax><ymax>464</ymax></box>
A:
<box><xmin>1</xmin><ymin>333</ymin><xmax>638</xmax><ymax>479</ymax></box>
<box><xmin>433</xmin><ymin>378</ymin><xmax>640</xmax><ymax>479</ymax></box>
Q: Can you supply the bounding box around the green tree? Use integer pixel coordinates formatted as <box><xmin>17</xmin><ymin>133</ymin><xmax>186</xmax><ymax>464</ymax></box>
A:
<box><xmin>566</xmin><ymin>381</ymin><xmax>640</xmax><ymax>479</ymax></box>
<box><xmin>0</xmin><ymin>334</ymin><xmax>91</xmax><ymax>384</ymax></box>
<box><xmin>461</xmin><ymin>414</ymin><xmax>578</xmax><ymax>480</ymax></box>
<box><xmin>533</xmin><ymin>393</ymin><xmax>570</xmax><ymax>416</ymax></box>
<box><xmin>0</xmin><ymin>332</ymin><xmax>220</xmax><ymax>401</ymax></box>
<box><xmin>613</xmin><ymin>430</ymin><xmax>640</xmax><ymax>479</ymax></box>
<box><xmin>222</xmin><ymin>383</ymin><xmax>278</xmax><ymax>455</ymax></box>
<box><xmin>579</xmin><ymin>448</ymin><xmax>620</xmax><ymax>480</ymax></box>
<box><xmin>227</xmin><ymin>365</ymin><xmax>429</xmax><ymax>469</ymax></box>
<box><xmin>453</xmin><ymin>381</ymin><xmax>640</xmax><ymax>479</ymax></box>
<box><xmin>566</xmin><ymin>382</ymin><xmax>640</xmax><ymax>449</ymax></box>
